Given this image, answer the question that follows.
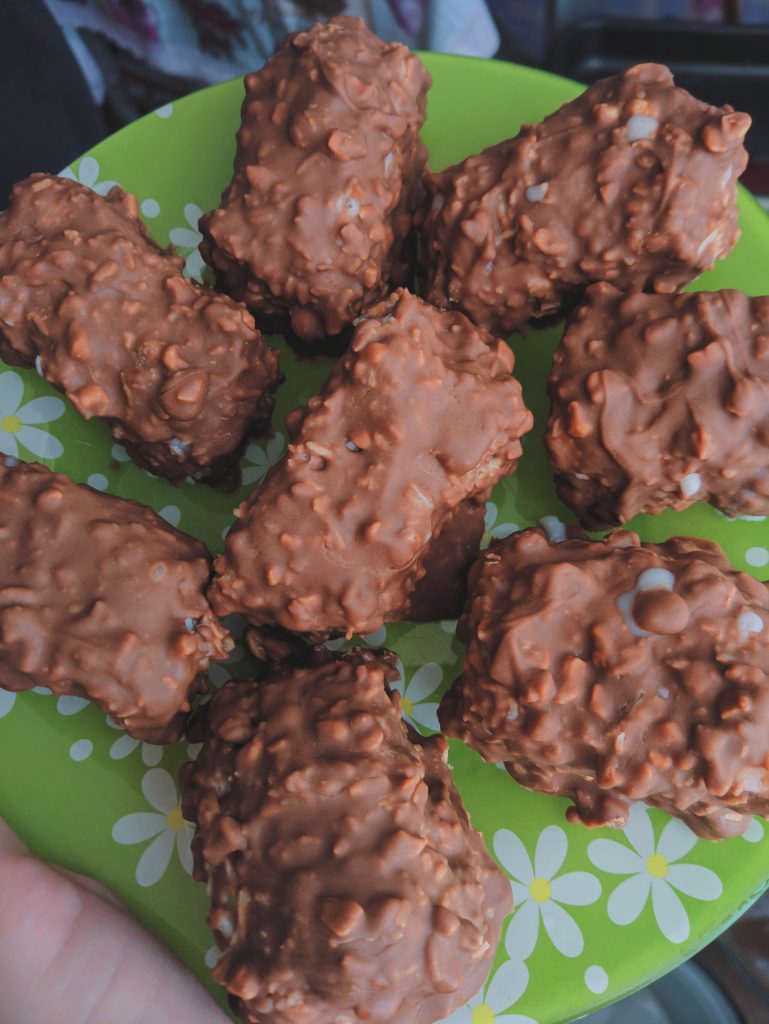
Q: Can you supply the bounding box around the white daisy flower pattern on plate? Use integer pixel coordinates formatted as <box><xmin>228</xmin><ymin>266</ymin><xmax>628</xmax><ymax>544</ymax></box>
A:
<box><xmin>69</xmin><ymin>739</ymin><xmax>94</xmax><ymax>762</ymax></box>
<box><xmin>242</xmin><ymin>433</ymin><xmax>285</xmax><ymax>487</ymax></box>
<box><xmin>158</xmin><ymin>504</ymin><xmax>181</xmax><ymax>528</ymax></box>
<box><xmin>141</xmin><ymin>198</ymin><xmax>160</xmax><ymax>218</ymax></box>
<box><xmin>111</xmin><ymin>442</ymin><xmax>130</xmax><ymax>462</ymax></box>
<box><xmin>169</xmin><ymin>203</ymin><xmax>205</xmax><ymax>279</ymax></box>
<box><xmin>112</xmin><ymin>768</ymin><xmax>194</xmax><ymax>887</ymax></box>
<box><xmin>0</xmin><ymin>686</ymin><xmax>69</xmax><ymax>721</ymax></box>
<box><xmin>56</xmin><ymin>695</ymin><xmax>90</xmax><ymax>716</ymax></box>
<box><xmin>0</xmin><ymin>371</ymin><xmax>65</xmax><ymax>461</ymax></box>
<box><xmin>105</xmin><ymin>717</ymin><xmax>163</xmax><ymax>766</ymax></box>
<box><xmin>438</xmin><ymin>959</ymin><xmax>537</xmax><ymax>1024</ymax></box>
<box><xmin>495</xmin><ymin>825</ymin><xmax>601</xmax><ymax>960</ymax></box>
<box><xmin>745</xmin><ymin>546</ymin><xmax>769</xmax><ymax>569</ymax></box>
<box><xmin>390</xmin><ymin>660</ymin><xmax>442</xmax><ymax>733</ymax></box>
<box><xmin>361</xmin><ymin>626</ymin><xmax>387</xmax><ymax>647</ymax></box>
<box><xmin>587</xmin><ymin>803</ymin><xmax>723</xmax><ymax>943</ymax></box>
<box><xmin>482</xmin><ymin>502</ymin><xmax>519</xmax><ymax>549</ymax></box>
<box><xmin>743</xmin><ymin>818</ymin><xmax>765</xmax><ymax>844</ymax></box>
<box><xmin>60</xmin><ymin>156</ymin><xmax>118</xmax><ymax>195</ymax></box>
<box><xmin>108</xmin><ymin>736</ymin><xmax>163</xmax><ymax>766</ymax></box>
<box><xmin>0</xmin><ymin>690</ymin><xmax>16</xmax><ymax>719</ymax></box>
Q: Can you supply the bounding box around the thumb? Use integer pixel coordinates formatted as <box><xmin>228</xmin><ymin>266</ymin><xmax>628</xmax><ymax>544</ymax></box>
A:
<box><xmin>0</xmin><ymin>816</ymin><xmax>28</xmax><ymax>858</ymax></box>
<box><xmin>0</xmin><ymin>817</ymin><xmax>124</xmax><ymax>910</ymax></box>
<box><xmin>0</xmin><ymin>817</ymin><xmax>228</xmax><ymax>1024</ymax></box>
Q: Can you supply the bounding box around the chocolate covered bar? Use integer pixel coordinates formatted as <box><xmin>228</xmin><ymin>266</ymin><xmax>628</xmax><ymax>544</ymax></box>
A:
<box><xmin>546</xmin><ymin>283</ymin><xmax>769</xmax><ymax>527</ymax></box>
<box><xmin>199</xmin><ymin>16</ymin><xmax>430</xmax><ymax>343</ymax></box>
<box><xmin>407</xmin><ymin>498</ymin><xmax>486</xmax><ymax>623</ymax></box>
<box><xmin>421</xmin><ymin>63</ymin><xmax>749</xmax><ymax>337</ymax></box>
<box><xmin>0</xmin><ymin>458</ymin><xmax>231</xmax><ymax>740</ymax></box>
<box><xmin>440</xmin><ymin>527</ymin><xmax>769</xmax><ymax>840</ymax></box>
<box><xmin>181</xmin><ymin>647</ymin><xmax>511</xmax><ymax>1024</ymax></box>
<box><xmin>209</xmin><ymin>289</ymin><xmax>533</xmax><ymax>636</ymax></box>
<box><xmin>0</xmin><ymin>174</ymin><xmax>281</xmax><ymax>487</ymax></box>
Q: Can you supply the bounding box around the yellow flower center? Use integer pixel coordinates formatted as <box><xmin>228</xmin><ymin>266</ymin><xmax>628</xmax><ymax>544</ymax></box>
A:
<box><xmin>529</xmin><ymin>876</ymin><xmax>552</xmax><ymax>903</ymax></box>
<box><xmin>1</xmin><ymin>415</ymin><xmax>21</xmax><ymax>434</ymax></box>
<box><xmin>646</xmin><ymin>853</ymin><xmax>669</xmax><ymax>878</ymax></box>
<box><xmin>401</xmin><ymin>695</ymin><xmax>414</xmax><ymax>717</ymax></box>
<box><xmin>166</xmin><ymin>806</ymin><xmax>186</xmax><ymax>831</ymax></box>
<box><xmin>471</xmin><ymin>1005</ymin><xmax>495</xmax><ymax>1024</ymax></box>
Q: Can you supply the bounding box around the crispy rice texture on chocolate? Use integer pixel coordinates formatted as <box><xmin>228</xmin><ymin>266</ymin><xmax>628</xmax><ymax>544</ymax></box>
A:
<box><xmin>209</xmin><ymin>288</ymin><xmax>533</xmax><ymax>636</ymax></box>
<box><xmin>0</xmin><ymin>174</ymin><xmax>281</xmax><ymax>488</ymax></box>
<box><xmin>440</xmin><ymin>527</ymin><xmax>769</xmax><ymax>840</ymax></box>
<box><xmin>546</xmin><ymin>283</ymin><xmax>769</xmax><ymax>527</ymax></box>
<box><xmin>0</xmin><ymin>458</ymin><xmax>231</xmax><ymax>741</ymax></box>
<box><xmin>199</xmin><ymin>16</ymin><xmax>430</xmax><ymax>343</ymax></box>
<box><xmin>181</xmin><ymin>648</ymin><xmax>511</xmax><ymax>1024</ymax></box>
<box><xmin>421</xmin><ymin>63</ymin><xmax>749</xmax><ymax>337</ymax></box>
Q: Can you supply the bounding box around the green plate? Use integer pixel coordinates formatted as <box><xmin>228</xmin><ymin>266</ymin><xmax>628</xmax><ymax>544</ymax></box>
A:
<box><xmin>1</xmin><ymin>55</ymin><xmax>768</xmax><ymax>1024</ymax></box>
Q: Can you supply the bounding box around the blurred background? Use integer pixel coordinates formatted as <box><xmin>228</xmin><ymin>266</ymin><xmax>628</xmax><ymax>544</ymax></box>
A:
<box><xmin>3</xmin><ymin>0</ymin><xmax>769</xmax><ymax>206</ymax></box>
<box><xmin>2</xmin><ymin>1</ymin><xmax>769</xmax><ymax>1020</ymax></box>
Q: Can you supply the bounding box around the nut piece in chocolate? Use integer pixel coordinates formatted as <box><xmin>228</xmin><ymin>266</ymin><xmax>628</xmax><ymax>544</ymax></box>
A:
<box><xmin>181</xmin><ymin>647</ymin><xmax>511</xmax><ymax>1024</ymax></box>
<box><xmin>209</xmin><ymin>288</ymin><xmax>533</xmax><ymax>636</ymax></box>
<box><xmin>440</xmin><ymin>527</ymin><xmax>769</xmax><ymax>840</ymax></box>
<box><xmin>546</xmin><ymin>283</ymin><xmax>769</xmax><ymax>527</ymax></box>
<box><xmin>421</xmin><ymin>63</ymin><xmax>749</xmax><ymax>337</ymax></box>
<box><xmin>0</xmin><ymin>458</ymin><xmax>231</xmax><ymax>741</ymax></box>
<box><xmin>199</xmin><ymin>16</ymin><xmax>430</xmax><ymax>343</ymax></box>
<box><xmin>0</xmin><ymin>174</ymin><xmax>281</xmax><ymax>487</ymax></box>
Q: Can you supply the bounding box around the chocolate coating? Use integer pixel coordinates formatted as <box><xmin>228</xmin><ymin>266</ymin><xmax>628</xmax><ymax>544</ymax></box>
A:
<box><xmin>421</xmin><ymin>63</ymin><xmax>749</xmax><ymax>337</ymax></box>
<box><xmin>0</xmin><ymin>174</ymin><xmax>281</xmax><ymax>486</ymax></box>
<box><xmin>209</xmin><ymin>288</ymin><xmax>533</xmax><ymax>636</ymax></box>
<box><xmin>199</xmin><ymin>16</ymin><xmax>430</xmax><ymax>343</ymax></box>
<box><xmin>546</xmin><ymin>283</ymin><xmax>769</xmax><ymax>527</ymax></box>
<box><xmin>181</xmin><ymin>648</ymin><xmax>511</xmax><ymax>1024</ymax></box>
<box><xmin>408</xmin><ymin>498</ymin><xmax>486</xmax><ymax>622</ymax></box>
<box><xmin>440</xmin><ymin>527</ymin><xmax>769</xmax><ymax>840</ymax></box>
<box><xmin>0</xmin><ymin>458</ymin><xmax>231</xmax><ymax>741</ymax></box>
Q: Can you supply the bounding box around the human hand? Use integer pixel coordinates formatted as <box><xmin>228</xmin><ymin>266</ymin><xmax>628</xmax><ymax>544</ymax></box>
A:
<box><xmin>0</xmin><ymin>817</ymin><xmax>228</xmax><ymax>1024</ymax></box>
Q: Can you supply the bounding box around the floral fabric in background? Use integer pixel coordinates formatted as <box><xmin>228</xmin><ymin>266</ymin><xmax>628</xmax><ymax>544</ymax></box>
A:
<box><xmin>44</xmin><ymin>0</ymin><xmax>499</xmax><ymax>105</ymax></box>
